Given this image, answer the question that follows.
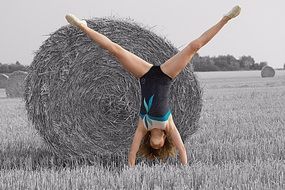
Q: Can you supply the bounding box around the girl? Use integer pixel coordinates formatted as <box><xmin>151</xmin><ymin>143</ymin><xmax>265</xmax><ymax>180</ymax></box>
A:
<box><xmin>65</xmin><ymin>5</ymin><xmax>241</xmax><ymax>167</ymax></box>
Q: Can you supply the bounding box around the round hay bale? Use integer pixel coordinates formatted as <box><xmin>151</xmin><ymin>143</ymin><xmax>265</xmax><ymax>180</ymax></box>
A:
<box><xmin>6</xmin><ymin>71</ymin><xmax>28</xmax><ymax>98</ymax></box>
<box><xmin>0</xmin><ymin>74</ymin><xmax>9</xmax><ymax>89</ymax></box>
<box><xmin>261</xmin><ymin>66</ymin><xmax>275</xmax><ymax>78</ymax></box>
<box><xmin>24</xmin><ymin>17</ymin><xmax>202</xmax><ymax>159</ymax></box>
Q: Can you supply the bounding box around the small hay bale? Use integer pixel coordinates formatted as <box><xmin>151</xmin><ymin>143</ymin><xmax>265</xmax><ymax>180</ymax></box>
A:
<box><xmin>6</xmin><ymin>71</ymin><xmax>27</xmax><ymax>98</ymax></box>
<box><xmin>261</xmin><ymin>66</ymin><xmax>275</xmax><ymax>78</ymax></box>
<box><xmin>24</xmin><ymin>17</ymin><xmax>202</xmax><ymax>159</ymax></box>
<box><xmin>0</xmin><ymin>74</ymin><xmax>9</xmax><ymax>89</ymax></box>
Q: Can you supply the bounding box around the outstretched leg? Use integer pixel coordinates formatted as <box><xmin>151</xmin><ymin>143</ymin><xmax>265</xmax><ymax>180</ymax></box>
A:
<box><xmin>65</xmin><ymin>14</ymin><xmax>153</xmax><ymax>79</ymax></box>
<box><xmin>160</xmin><ymin>6</ymin><xmax>241</xmax><ymax>79</ymax></box>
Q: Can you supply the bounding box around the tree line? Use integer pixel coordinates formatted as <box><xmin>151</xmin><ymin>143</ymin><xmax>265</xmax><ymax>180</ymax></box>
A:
<box><xmin>0</xmin><ymin>55</ymin><xmax>279</xmax><ymax>73</ymax></box>
<box><xmin>0</xmin><ymin>61</ymin><xmax>28</xmax><ymax>73</ymax></box>
<box><xmin>192</xmin><ymin>54</ymin><xmax>268</xmax><ymax>71</ymax></box>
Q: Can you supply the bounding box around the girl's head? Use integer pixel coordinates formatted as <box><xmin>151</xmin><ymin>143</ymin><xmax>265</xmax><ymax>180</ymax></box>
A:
<box><xmin>149</xmin><ymin>128</ymin><xmax>167</xmax><ymax>149</ymax></box>
<box><xmin>137</xmin><ymin>129</ymin><xmax>176</xmax><ymax>161</ymax></box>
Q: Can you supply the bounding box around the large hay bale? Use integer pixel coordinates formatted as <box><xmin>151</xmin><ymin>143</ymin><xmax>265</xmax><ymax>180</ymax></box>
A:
<box><xmin>0</xmin><ymin>74</ymin><xmax>9</xmax><ymax>89</ymax></box>
<box><xmin>261</xmin><ymin>66</ymin><xmax>275</xmax><ymax>78</ymax></box>
<box><xmin>6</xmin><ymin>71</ymin><xmax>27</xmax><ymax>98</ymax></box>
<box><xmin>24</xmin><ymin>18</ymin><xmax>202</xmax><ymax>159</ymax></box>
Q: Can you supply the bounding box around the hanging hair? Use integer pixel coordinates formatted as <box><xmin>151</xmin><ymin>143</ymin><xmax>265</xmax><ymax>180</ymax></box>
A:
<box><xmin>137</xmin><ymin>131</ymin><xmax>177</xmax><ymax>161</ymax></box>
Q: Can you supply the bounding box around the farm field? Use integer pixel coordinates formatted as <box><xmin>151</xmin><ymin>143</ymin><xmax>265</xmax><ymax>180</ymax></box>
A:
<box><xmin>0</xmin><ymin>70</ymin><xmax>285</xmax><ymax>189</ymax></box>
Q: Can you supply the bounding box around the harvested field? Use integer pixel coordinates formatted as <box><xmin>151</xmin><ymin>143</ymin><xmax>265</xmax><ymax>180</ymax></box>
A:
<box><xmin>1</xmin><ymin>70</ymin><xmax>285</xmax><ymax>189</ymax></box>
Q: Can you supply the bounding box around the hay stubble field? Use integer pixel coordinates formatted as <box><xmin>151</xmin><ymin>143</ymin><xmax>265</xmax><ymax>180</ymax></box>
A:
<box><xmin>0</xmin><ymin>70</ymin><xmax>285</xmax><ymax>189</ymax></box>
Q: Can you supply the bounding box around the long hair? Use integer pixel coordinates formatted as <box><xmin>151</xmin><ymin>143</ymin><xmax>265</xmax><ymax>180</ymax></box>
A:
<box><xmin>137</xmin><ymin>131</ymin><xmax>177</xmax><ymax>161</ymax></box>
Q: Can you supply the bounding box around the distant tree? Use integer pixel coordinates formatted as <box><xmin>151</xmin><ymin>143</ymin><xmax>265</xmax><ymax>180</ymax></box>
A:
<box><xmin>250</xmin><ymin>63</ymin><xmax>260</xmax><ymax>70</ymax></box>
<box><xmin>258</xmin><ymin>62</ymin><xmax>268</xmax><ymax>70</ymax></box>
<box><xmin>191</xmin><ymin>54</ymin><xmax>268</xmax><ymax>72</ymax></box>
<box><xmin>213</xmin><ymin>56</ymin><xmax>228</xmax><ymax>71</ymax></box>
<box><xmin>239</xmin><ymin>56</ymin><xmax>255</xmax><ymax>70</ymax></box>
<box><xmin>212</xmin><ymin>55</ymin><xmax>239</xmax><ymax>71</ymax></box>
<box><xmin>0</xmin><ymin>61</ymin><xmax>27</xmax><ymax>73</ymax></box>
<box><xmin>284</xmin><ymin>63</ymin><xmax>285</xmax><ymax>70</ymax></box>
<box><xmin>0</xmin><ymin>64</ymin><xmax>9</xmax><ymax>73</ymax></box>
<box><xmin>193</xmin><ymin>55</ymin><xmax>220</xmax><ymax>71</ymax></box>
<box><xmin>226</xmin><ymin>55</ymin><xmax>240</xmax><ymax>71</ymax></box>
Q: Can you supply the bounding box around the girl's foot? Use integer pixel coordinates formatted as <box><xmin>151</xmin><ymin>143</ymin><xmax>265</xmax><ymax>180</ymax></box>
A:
<box><xmin>65</xmin><ymin>14</ymin><xmax>87</xmax><ymax>27</ymax></box>
<box><xmin>224</xmin><ymin>5</ymin><xmax>241</xmax><ymax>20</ymax></box>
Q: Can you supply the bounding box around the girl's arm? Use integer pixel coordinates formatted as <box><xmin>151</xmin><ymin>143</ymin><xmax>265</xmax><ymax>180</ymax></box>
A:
<box><xmin>168</xmin><ymin>125</ymin><xmax>188</xmax><ymax>165</ymax></box>
<box><xmin>128</xmin><ymin>123</ymin><xmax>147</xmax><ymax>167</ymax></box>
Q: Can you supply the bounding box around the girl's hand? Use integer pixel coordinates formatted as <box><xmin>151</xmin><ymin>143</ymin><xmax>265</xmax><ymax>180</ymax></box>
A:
<box><xmin>128</xmin><ymin>119</ymin><xmax>147</xmax><ymax>168</ymax></box>
<box><xmin>167</xmin><ymin>116</ymin><xmax>188</xmax><ymax>165</ymax></box>
<box><xmin>128</xmin><ymin>152</ymin><xmax>136</xmax><ymax>167</ymax></box>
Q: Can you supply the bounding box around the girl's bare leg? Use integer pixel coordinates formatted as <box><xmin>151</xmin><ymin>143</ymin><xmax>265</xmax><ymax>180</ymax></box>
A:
<box><xmin>65</xmin><ymin>14</ymin><xmax>153</xmax><ymax>79</ymax></box>
<box><xmin>160</xmin><ymin>6</ymin><xmax>241</xmax><ymax>79</ymax></box>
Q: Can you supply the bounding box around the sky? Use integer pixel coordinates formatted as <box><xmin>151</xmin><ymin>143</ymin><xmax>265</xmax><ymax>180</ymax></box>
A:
<box><xmin>1</xmin><ymin>0</ymin><xmax>284</xmax><ymax>69</ymax></box>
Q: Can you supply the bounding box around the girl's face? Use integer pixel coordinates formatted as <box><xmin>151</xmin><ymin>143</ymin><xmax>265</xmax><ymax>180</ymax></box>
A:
<box><xmin>150</xmin><ymin>129</ymin><xmax>166</xmax><ymax>149</ymax></box>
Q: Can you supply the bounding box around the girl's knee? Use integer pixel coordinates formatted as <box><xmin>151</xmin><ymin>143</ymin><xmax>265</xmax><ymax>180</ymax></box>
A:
<box><xmin>109</xmin><ymin>43</ymin><xmax>124</xmax><ymax>56</ymax></box>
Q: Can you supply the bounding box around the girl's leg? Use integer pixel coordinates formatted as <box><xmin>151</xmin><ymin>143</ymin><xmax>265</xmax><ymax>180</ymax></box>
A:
<box><xmin>65</xmin><ymin>14</ymin><xmax>153</xmax><ymax>79</ymax></box>
<box><xmin>160</xmin><ymin>6</ymin><xmax>241</xmax><ymax>79</ymax></box>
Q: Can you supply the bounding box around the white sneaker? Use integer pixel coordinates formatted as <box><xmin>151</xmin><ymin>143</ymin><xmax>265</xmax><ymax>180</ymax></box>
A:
<box><xmin>225</xmin><ymin>5</ymin><xmax>241</xmax><ymax>19</ymax></box>
<box><xmin>65</xmin><ymin>14</ymin><xmax>87</xmax><ymax>27</ymax></box>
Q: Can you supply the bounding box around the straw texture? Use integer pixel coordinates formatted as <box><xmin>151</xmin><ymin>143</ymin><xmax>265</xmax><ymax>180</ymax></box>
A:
<box><xmin>24</xmin><ymin>17</ymin><xmax>202</xmax><ymax>159</ymax></box>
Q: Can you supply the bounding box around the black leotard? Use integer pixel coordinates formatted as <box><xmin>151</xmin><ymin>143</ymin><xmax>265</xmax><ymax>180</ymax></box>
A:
<box><xmin>139</xmin><ymin>65</ymin><xmax>173</xmax><ymax>130</ymax></box>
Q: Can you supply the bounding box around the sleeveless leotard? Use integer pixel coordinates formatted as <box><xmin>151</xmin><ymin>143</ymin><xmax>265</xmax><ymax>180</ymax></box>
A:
<box><xmin>139</xmin><ymin>65</ymin><xmax>173</xmax><ymax>131</ymax></box>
